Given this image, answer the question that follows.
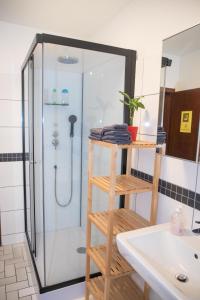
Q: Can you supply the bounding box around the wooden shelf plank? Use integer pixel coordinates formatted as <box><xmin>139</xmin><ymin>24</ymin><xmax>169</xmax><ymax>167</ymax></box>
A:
<box><xmin>90</xmin><ymin>139</ymin><xmax>156</xmax><ymax>149</ymax></box>
<box><xmin>89</xmin><ymin>208</ymin><xmax>150</xmax><ymax>236</ymax></box>
<box><xmin>87</xmin><ymin>275</ymin><xmax>143</xmax><ymax>300</ymax></box>
<box><xmin>88</xmin><ymin>244</ymin><xmax>133</xmax><ymax>278</ymax></box>
<box><xmin>90</xmin><ymin>175</ymin><xmax>152</xmax><ymax>195</ymax></box>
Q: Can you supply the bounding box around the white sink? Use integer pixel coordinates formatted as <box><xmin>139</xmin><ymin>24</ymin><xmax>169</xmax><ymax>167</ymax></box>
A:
<box><xmin>117</xmin><ymin>224</ymin><xmax>200</xmax><ymax>300</ymax></box>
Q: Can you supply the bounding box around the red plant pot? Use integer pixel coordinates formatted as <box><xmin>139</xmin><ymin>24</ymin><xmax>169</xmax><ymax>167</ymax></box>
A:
<box><xmin>128</xmin><ymin>126</ymin><xmax>138</xmax><ymax>141</ymax></box>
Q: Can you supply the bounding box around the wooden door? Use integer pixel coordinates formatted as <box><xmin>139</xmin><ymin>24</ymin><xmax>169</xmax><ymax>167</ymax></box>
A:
<box><xmin>165</xmin><ymin>88</ymin><xmax>200</xmax><ymax>161</ymax></box>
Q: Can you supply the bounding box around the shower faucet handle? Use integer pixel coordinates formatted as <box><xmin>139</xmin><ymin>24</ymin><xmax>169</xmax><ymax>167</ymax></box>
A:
<box><xmin>52</xmin><ymin>130</ymin><xmax>59</xmax><ymax>138</ymax></box>
<box><xmin>52</xmin><ymin>138</ymin><xmax>59</xmax><ymax>149</ymax></box>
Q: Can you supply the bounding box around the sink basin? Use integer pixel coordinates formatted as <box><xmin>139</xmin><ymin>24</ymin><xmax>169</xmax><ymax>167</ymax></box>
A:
<box><xmin>117</xmin><ymin>224</ymin><xmax>200</xmax><ymax>300</ymax></box>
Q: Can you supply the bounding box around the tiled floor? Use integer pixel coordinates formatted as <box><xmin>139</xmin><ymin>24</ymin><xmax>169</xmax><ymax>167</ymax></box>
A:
<box><xmin>0</xmin><ymin>242</ymin><xmax>39</xmax><ymax>300</ymax></box>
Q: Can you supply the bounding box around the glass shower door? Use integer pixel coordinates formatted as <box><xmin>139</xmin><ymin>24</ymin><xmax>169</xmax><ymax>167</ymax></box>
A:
<box><xmin>23</xmin><ymin>44</ymin><xmax>45</xmax><ymax>286</ymax></box>
<box><xmin>28</xmin><ymin>56</ymin><xmax>36</xmax><ymax>256</ymax></box>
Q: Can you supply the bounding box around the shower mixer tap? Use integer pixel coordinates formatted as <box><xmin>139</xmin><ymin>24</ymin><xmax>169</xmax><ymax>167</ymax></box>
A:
<box><xmin>52</xmin><ymin>138</ymin><xmax>59</xmax><ymax>149</ymax></box>
<box><xmin>52</xmin><ymin>130</ymin><xmax>59</xmax><ymax>149</ymax></box>
<box><xmin>52</xmin><ymin>130</ymin><xmax>59</xmax><ymax>138</ymax></box>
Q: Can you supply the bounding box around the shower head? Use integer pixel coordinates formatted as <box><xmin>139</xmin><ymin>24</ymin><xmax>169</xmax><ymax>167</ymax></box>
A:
<box><xmin>69</xmin><ymin>115</ymin><xmax>77</xmax><ymax>124</ymax></box>
<box><xmin>68</xmin><ymin>115</ymin><xmax>77</xmax><ymax>138</ymax></box>
<box><xmin>57</xmin><ymin>56</ymin><xmax>79</xmax><ymax>64</ymax></box>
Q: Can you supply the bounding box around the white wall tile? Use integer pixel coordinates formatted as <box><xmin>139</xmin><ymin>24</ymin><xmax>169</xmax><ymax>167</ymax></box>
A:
<box><xmin>0</xmin><ymin>73</ymin><xmax>21</xmax><ymax>100</ymax></box>
<box><xmin>139</xmin><ymin>94</ymin><xmax>159</xmax><ymax>136</ymax></box>
<box><xmin>0</xmin><ymin>128</ymin><xmax>22</xmax><ymax>152</ymax></box>
<box><xmin>157</xmin><ymin>193</ymin><xmax>194</xmax><ymax>228</ymax></box>
<box><xmin>1</xmin><ymin>233</ymin><xmax>25</xmax><ymax>245</ymax></box>
<box><xmin>131</xmin><ymin>148</ymin><xmax>140</xmax><ymax>170</ymax></box>
<box><xmin>0</xmin><ymin>100</ymin><xmax>21</xmax><ymax>127</ymax></box>
<box><xmin>141</xmin><ymin>53</ymin><xmax>162</xmax><ymax>95</ymax></box>
<box><xmin>1</xmin><ymin>210</ymin><xmax>24</xmax><ymax>235</ymax></box>
<box><xmin>134</xmin><ymin>54</ymin><xmax>144</xmax><ymax>97</ymax></box>
<box><xmin>0</xmin><ymin>186</ymin><xmax>24</xmax><ymax>211</ymax></box>
<box><xmin>135</xmin><ymin>134</ymin><xmax>157</xmax><ymax>175</ymax></box>
<box><xmin>196</xmin><ymin>164</ymin><xmax>200</xmax><ymax>194</ymax></box>
<box><xmin>160</xmin><ymin>155</ymin><xmax>197</xmax><ymax>190</ymax></box>
<box><xmin>135</xmin><ymin>192</ymin><xmax>152</xmax><ymax>221</ymax></box>
<box><xmin>0</xmin><ymin>162</ymin><xmax>23</xmax><ymax>187</ymax></box>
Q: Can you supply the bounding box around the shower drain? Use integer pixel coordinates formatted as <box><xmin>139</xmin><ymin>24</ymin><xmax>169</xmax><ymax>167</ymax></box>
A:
<box><xmin>77</xmin><ymin>247</ymin><xmax>86</xmax><ymax>254</ymax></box>
<box><xmin>175</xmin><ymin>273</ymin><xmax>188</xmax><ymax>283</ymax></box>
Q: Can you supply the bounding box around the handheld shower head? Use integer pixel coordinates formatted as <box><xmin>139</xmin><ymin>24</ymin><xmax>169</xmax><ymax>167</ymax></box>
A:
<box><xmin>69</xmin><ymin>115</ymin><xmax>77</xmax><ymax>124</ymax></box>
<box><xmin>68</xmin><ymin>115</ymin><xmax>77</xmax><ymax>137</ymax></box>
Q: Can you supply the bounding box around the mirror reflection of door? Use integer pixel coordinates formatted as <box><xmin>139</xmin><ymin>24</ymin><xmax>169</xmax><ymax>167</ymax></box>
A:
<box><xmin>163</xmin><ymin>88</ymin><xmax>200</xmax><ymax>161</ymax></box>
<box><xmin>159</xmin><ymin>24</ymin><xmax>200</xmax><ymax>162</ymax></box>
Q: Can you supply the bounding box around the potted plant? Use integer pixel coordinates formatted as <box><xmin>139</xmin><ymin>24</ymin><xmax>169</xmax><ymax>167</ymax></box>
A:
<box><xmin>119</xmin><ymin>91</ymin><xmax>145</xmax><ymax>141</ymax></box>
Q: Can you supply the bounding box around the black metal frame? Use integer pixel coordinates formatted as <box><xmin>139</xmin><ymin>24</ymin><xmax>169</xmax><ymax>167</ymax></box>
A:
<box><xmin>22</xmin><ymin>33</ymin><xmax>136</xmax><ymax>293</ymax></box>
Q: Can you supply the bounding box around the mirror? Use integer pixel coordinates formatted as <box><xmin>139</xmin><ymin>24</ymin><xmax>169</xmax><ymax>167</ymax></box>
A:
<box><xmin>158</xmin><ymin>24</ymin><xmax>200</xmax><ymax>162</ymax></box>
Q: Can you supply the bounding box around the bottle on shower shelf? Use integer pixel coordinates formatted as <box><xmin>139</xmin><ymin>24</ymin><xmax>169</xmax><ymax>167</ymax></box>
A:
<box><xmin>61</xmin><ymin>88</ymin><xmax>69</xmax><ymax>105</ymax></box>
<box><xmin>51</xmin><ymin>88</ymin><xmax>58</xmax><ymax>104</ymax></box>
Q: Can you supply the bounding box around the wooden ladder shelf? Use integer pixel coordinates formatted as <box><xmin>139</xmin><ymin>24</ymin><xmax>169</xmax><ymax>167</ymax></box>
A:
<box><xmin>85</xmin><ymin>139</ymin><xmax>162</xmax><ymax>300</ymax></box>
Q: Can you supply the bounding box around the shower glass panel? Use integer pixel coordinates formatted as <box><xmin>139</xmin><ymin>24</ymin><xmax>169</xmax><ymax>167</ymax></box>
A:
<box><xmin>32</xmin><ymin>44</ymin><xmax>45</xmax><ymax>286</ymax></box>
<box><xmin>23</xmin><ymin>65</ymin><xmax>31</xmax><ymax>243</ymax></box>
<box><xmin>22</xmin><ymin>34</ymin><xmax>136</xmax><ymax>290</ymax></box>
<box><xmin>23</xmin><ymin>44</ymin><xmax>45</xmax><ymax>286</ymax></box>
<box><xmin>43</xmin><ymin>44</ymin><xmax>125</xmax><ymax>286</ymax></box>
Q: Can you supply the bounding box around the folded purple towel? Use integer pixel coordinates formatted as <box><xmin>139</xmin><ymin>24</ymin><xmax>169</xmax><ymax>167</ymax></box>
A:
<box><xmin>102</xmin><ymin>124</ymin><xmax>128</xmax><ymax>134</ymax></box>
<box><xmin>89</xmin><ymin>135</ymin><xmax>101</xmax><ymax>141</ymax></box>
<box><xmin>89</xmin><ymin>124</ymin><xmax>130</xmax><ymax>143</ymax></box>
<box><xmin>90</xmin><ymin>128</ymin><xmax>103</xmax><ymax>135</ymax></box>
<box><xmin>103</xmin><ymin>130</ymin><xmax>130</xmax><ymax>138</ymax></box>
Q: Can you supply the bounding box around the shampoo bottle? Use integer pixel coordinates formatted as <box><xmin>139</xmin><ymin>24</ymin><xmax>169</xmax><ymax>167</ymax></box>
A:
<box><xmin>170</xmin><ymin>206</ymin><xmax>185</xmax><ymax>235</ymax></box>
<box><xmin>61</xmin><ymin>88</ymin><xmax>69</xmax><ymax>104</ymax></box>
<box><xmin>51</xmin><ymin>88</ymin><xmax>57</xmax><ymax>104</ymax></box>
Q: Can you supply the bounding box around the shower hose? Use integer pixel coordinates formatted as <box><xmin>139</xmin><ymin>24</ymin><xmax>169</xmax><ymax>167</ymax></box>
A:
<box><xmin>54</xmin><ymin>136</ymin><xmax>73</xmax><ymax>207</ymax></box>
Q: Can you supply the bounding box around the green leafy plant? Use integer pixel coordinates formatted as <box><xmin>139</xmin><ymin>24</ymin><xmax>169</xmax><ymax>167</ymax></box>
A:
<box><xmin>119</xmin><ymin>91</ymin><xmax>145</xmax><ymax>125</ymax></box>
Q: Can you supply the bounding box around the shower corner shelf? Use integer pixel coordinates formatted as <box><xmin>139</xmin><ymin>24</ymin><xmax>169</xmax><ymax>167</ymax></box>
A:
<box><xmin>44</xmin><ymin>102</ymin><xmax>69</xmax><ymax>106</ymax></box>
<box><xmin>85</xmin><ymin>139</ymin><xmax>163</xmax><ymax>300</ymax></box>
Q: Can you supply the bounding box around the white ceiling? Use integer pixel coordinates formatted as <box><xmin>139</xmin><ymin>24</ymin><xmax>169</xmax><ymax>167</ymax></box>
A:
<box><xmin>163</xmin><ymin>23</ymin><xmax>200</xmax><ymax>57</ymax></box>
<box><xmin>0</xmin><ymin>0</ymin><xmax>132</xmax><ymax>38</ymax></box>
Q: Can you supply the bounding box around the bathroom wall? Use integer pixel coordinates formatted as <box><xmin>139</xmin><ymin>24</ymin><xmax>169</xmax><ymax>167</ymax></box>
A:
<box><xmin>88</xmin><ymin>0</ymin><xmax>200</xmax><ymax>227</ymax></box>
<box><xmin>88</xmin><ymin>2</ymin><xmax>200</xmax><ymax>299</ymax></box>
<box><xmin>0</xmin><ymin>21</ymin><xmax>38</xmax><ymax>244</ymax></box>
<box><xmin>0</xmin><ymin>21</ymin><xmax>84</xmax><ymax>244</ymax></box>
<box><xmin>81</xmin><ymin>55</ymin><xmax>125</xmax><ymax>227</ymax></box>
<box><xmin>164</xmin><ymin>50</ymin><xmax>200</xmax><ymax>91</ymax></box>
<box><xmin>43</xmin><ymin>68</ymin><xmax>82</xmax><ymax>231</ymax></box>
<box><xmin>0</xmin><ymin>0</ymin><xmax>200</xmax><ymax>242</ymax></box>
<box><xmin>176</xmin><ymin>49</ymin><xmax>200</xmax><ymax>91</ymax></box>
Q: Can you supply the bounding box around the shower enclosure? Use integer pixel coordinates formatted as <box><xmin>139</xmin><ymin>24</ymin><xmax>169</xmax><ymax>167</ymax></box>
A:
<box><xmin>22</xmin><ymin>34</ymin><xmax>136</xmax><ymax>292</ymax></box>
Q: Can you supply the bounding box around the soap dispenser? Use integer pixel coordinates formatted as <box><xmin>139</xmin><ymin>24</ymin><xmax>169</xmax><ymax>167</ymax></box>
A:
<box><xmin>170</xmin><ymin>206</ymin><xmax>185</xmax><ymax>235</ymax></box>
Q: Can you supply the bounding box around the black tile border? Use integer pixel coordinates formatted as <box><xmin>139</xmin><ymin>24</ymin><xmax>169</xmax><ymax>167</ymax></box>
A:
<box><xmin>131</xmin><ymin>168</ymin><xmax>200</xmax><ymax>211</ymax></box>
<box><xmin>0</xmin><ymin>153</ymin><xmax>29</xmax><ymax>162</ymax></box>
<box><xmin>1</xmin><ymin>155</ymin><xmax>199</xmax><ymax>211</ymax></box>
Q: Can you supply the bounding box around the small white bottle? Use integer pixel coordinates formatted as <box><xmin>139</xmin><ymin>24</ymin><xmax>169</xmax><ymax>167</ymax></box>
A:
<box><xmin>170</xmin><ymin>206</ymin><xmax>185</xmax><ymax>235</ymax></box>
<box><xmin>61</xmin><ymin>88</ymin><xmax>69</xmax><ymax>105</ymax></box>
<box><xmin>51</xmin><ymin>88</ymin><xmax>57</xmax><ymax>104</ymax></box>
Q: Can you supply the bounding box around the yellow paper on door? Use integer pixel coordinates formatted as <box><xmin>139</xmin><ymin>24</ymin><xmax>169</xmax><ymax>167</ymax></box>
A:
<box><xmin>180</xmin><ymin>111</ymin><xmax>192</xmax><ymax>133</ymax></box>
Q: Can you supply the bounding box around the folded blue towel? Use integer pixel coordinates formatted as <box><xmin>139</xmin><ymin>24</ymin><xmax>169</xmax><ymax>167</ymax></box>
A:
<box><xmin>90</xmin><ymin>128</ymin><xmax>103</xmax><ymax>136</ymax></box>
<box><xmin>89</xmin><ymin>135</ymin><xmax>101</xmax><ymax>141</ymax></box>
<box><xmin>89</xmin><ymin>124</ymin><xmax>130</xmax><ymax>144</ymax></box>
<box><xmin>103</xmin><ymin>130</ymin><xmax>130</xmax><ymax>138</ymax></box>
<box><xmin>102</xmin><ymin>138</ymin><xmax>131</xmax><ymax>145</ymax></box>
<box><xmin>102</xmin><ymin>124</ymin><xmax>128</xmax><ymax>134</ymax></box>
